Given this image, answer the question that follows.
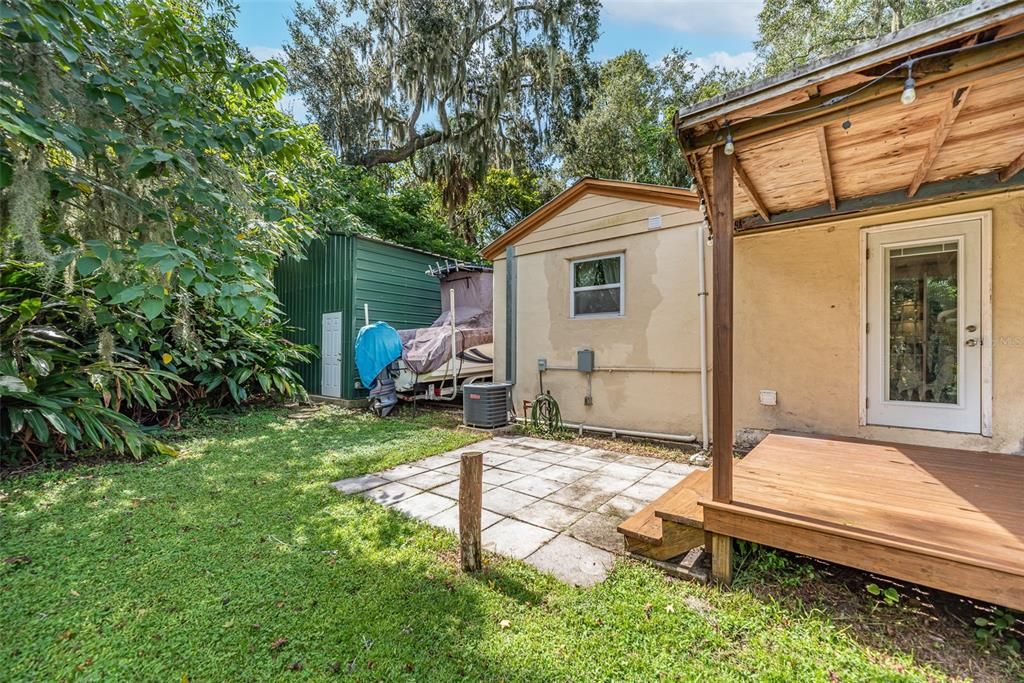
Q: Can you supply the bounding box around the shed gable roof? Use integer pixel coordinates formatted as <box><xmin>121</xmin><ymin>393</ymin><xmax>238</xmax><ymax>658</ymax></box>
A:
<box><xmin>480</xmin><ymin>178</ymin><xmax>699</xmax><ymax>260</ymax></box>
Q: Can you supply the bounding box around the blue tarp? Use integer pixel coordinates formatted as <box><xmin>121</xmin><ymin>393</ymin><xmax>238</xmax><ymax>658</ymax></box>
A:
<box><xmin>354</xmin><ymin>322</ymin><xmax>403</xmax><ymax>388</ymax></box>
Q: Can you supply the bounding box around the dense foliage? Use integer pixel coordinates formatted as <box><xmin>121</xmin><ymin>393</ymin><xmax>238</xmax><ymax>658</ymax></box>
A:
<box><xmin>559</xmin><ymin>49</ymin><xmax>747</xmax><ymax>187</ymax></box>
<box><xmin>756</xmin><ymin>0</ymin><xmax>972</xmax><ymax>75</ymax></box>
<box><xmin>0</xmin><ymin>0</ymin><xmax>316</xmax><ymax>462</ymax></box>
<box><xmin>286</xmin><ymin>0</ymin><xmax>599</xmax><ymax>178</ymax></box>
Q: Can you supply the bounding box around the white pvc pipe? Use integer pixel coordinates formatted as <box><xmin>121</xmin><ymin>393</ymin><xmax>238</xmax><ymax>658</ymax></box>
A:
<box><xmin>515</xmin><ymin>417</ymin><xmax>696</xmax><ymax>444</ymax></box>
<box><xmin>697</xmin><ymin>225</ymin><xmax>710</xmax><ymax>451</ymax></box>
<box><xmin>363</xmin><ymin>303</ymin><xmax>369</xmax><ymax>327</ymax></box>
<box><xmin>449</xmin><ymin>287</ymin><xmax>458</xmax><ymax>392</ymax></box>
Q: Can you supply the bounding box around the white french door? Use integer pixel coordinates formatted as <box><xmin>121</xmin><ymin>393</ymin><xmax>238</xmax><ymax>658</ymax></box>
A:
<box><xmin>864</xmin><ymin>214</ymin><xmax>989</xmax><ymax>434</ymax></box>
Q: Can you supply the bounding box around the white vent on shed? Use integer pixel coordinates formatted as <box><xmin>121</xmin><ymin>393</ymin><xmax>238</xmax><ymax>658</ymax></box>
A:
<box><xmin>647</xmin><ymin>214</ymin><xmax>663</xmax><ymax>230</ymax></box>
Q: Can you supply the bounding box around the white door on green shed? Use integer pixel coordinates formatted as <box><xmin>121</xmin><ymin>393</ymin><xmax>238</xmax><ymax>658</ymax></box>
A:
<box><xmin>321</xmin><ymin>312</ymin><xmax>343</xmax><ymax>398</ymax></box>
<box><xmin>864</xmin><ymin>213</ymin><xmax>990</xmax><ymax>434</ymax></box>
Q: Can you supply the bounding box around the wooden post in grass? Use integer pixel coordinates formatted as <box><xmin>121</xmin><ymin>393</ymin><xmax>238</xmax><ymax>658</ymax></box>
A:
<box><xmin>459</xmin><ymin>451</ymin><xmax>483</xmax><ymax>572</ymax></box>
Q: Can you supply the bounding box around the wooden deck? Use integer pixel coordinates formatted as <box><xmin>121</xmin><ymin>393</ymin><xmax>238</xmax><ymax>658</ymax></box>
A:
<box><xmin>619</xmin><ymin>432</ymin><xmax>1024</xmax><ymax>610</ymax></box>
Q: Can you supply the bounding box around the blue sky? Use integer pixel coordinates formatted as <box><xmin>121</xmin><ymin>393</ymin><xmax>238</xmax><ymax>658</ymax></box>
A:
<box><xmin>235</xmin><ymin>0</ymin><xmax>764</xmax><ymax>119</ymax></box>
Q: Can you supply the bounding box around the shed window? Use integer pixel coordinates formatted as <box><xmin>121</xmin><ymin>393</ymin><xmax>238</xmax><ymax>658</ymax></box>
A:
<box><xmin>571</xmin><ymin>254</ymin><xmax>624</xmax><ymax>317</ymax></box>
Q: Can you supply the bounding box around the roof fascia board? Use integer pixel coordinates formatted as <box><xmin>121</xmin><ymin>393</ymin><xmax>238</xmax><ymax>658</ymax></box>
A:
<box><xmin>480</xmin><ymin>179</ymin><xmax>698</xmax><ymax>260</ymax></box>
<box><xmin>676</xmin><ymin>0</ymin><xmax>1024</xmax><ymax>130</ymax></box>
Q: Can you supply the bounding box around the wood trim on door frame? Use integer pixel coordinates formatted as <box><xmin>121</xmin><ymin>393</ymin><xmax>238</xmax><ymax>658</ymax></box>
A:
<box><xmin>858</xmin><ymin>210</ymin><xmax>993</xmax><ymax>436</ymax></box>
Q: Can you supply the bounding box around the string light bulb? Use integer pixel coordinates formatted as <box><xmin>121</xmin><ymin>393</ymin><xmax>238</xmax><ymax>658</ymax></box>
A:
<box><xmin>900</xmin><ymin>63</ymin><xmax>917</xmax><ymax>105</ymax></box>
<box><xmin>723</xmin><ymin>129</ymin><xmax>735</xmax><ymax>155</ymax></box>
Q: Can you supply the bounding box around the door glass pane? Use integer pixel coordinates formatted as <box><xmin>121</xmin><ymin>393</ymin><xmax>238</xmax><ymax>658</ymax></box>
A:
<box><xmin>887</xmin><ymin>241</ymin><xmax>959</xmax><ymax>403</ymax></box>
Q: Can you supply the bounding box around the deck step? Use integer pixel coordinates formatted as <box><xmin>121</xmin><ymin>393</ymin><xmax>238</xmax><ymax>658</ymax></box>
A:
<box><xmin>617</xmin><ymin>468</ymin><xmax>710</xmax><ymax>561</ymax></box>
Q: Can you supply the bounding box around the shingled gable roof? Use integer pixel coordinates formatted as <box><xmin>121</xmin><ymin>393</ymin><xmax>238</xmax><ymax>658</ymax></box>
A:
<box><xmin>480</xmin><ymin>178</ymin><xmax>699</xmax><ymax>260</ymax></box>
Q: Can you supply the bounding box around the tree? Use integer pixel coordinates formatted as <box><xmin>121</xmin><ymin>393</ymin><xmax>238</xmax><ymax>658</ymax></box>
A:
<box><xmin>452</xmin><ymin>167</ymin><xmax>545</xmax><ymax>247</ymax></box>
<box><xmin>756</xmin><ymin>0</ymin><xmax>972</xmax><ymax>75</ymax></box>
<box><xmin>0</xmin><ymin>0</ymin><xmax>319</xmax><ymax>459</ymax></box>
<box><xmin>559</xmin><ymin>49</ymin><xmax>748</xmax><ymax>187</ymax></box>
<box><xmin>285</xmin><ymin>0</ymin><xmax>599</xmax><ymax>184</ymax></box>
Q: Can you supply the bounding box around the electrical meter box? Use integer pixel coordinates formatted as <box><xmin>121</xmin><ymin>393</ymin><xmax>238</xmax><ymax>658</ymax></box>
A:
<box><xmin>576</xmin><ymin>349</ymin><xmax>594</xmax><ymax>373</ymax></box>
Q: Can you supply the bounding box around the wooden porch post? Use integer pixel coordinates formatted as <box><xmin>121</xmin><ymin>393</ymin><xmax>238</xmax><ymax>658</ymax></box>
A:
<box><xmin>710</xmin><ymin>143</ymin><xmax>735</xmax><ymax>584</ymax></box>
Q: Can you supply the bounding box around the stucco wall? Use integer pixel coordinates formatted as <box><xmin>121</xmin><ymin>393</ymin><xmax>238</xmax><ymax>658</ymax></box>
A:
<box><xmin>493</xmin><ymin>195</ymin><xmax>709</xmax><ymax>436</ymax></box>
<box><xmin>734</xmin><ymin>190</ymin><xmax>1024</xmax><ymax>454</ymax></box>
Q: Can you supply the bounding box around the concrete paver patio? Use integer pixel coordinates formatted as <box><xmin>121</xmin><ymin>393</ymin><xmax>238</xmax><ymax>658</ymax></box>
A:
<box><xmin>330</xmin><ymin>435</ymin><xmax>701</xmax><ymax>586</ymax></box>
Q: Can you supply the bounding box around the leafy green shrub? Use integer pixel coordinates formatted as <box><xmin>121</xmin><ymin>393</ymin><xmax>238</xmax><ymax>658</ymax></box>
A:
<box><xmin>1</xmin><ymin>261</ymin><xmax>178</xmax><ymax>461</ymax></box>
<box><xmin>0</xmin><ymin>0</ymin><xmax>317</xmax><ymax>463</ymax></box>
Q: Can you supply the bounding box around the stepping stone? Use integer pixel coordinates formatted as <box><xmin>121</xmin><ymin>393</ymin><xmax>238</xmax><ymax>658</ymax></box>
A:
<box><xmin>487</xmin><ymin>444</ymin><xmax>536</xmax><ymax>457</ymax></box>
<box><xmin>401</xmin><ymin>470</ymin><xmax>458</xmax><ymax>491</ymax></box>
<box><xmin>495</xmin><ymin>458</ymin><xmax>550</xmax><ymax>475</ymax></box>
<box><xmin>362</xmin><ymin>482</ymin><xmax>419</xmax><ymax>506</ymax></box>
<box><xmin>504</xmin><ymin>475</ymin><xmax>564</xmax><ymax>499</ymax></box>
<box><xmin>482</xmin><ymin>518</ymin><xmax>557</xmax><ymax>559</ymax></box>
<box><xmin>618</xmin><ymin>454</ymin><xmax>664</xmax><ymax>469</ymax></box>
<box><xmin>545</xmin><ymin>442</ymin><xmax>594</xmax><ymax>455</ymax></box>
<box><xmin>427</xmin><ymin>505</ymin><xmax>504</xmax><ymax>534</ymax></box>
<box><xmin>658</xmin><ymin>461</ymin><xmax>698</xmax><ymax>476</ymax></box>
<box><xmin>415</xmin><ymin>453</ymin><xmax>461</xmax><ymax>469</ymax></box>
<box><xmin>544</xmin><ymin>481</ymin><xmax>622</xmax><ymax>511</ymax></box>
<box><xmin>482</xmin><ymin>487</ymin><xmax>538</xmax><ymax>516</ymax></box>
<box><xmin>535</xmin><ymin>464</ymin><xmax>590</xmax><ymax>484</ymax></box>
<box><xmin>391</xmin><ymin>492</ymin><xmax>455</xmax><ymax>521</ymax></box>
<box><xmin>524</xmin><ymin>450</ymin><xmax>569</xmax><ymax>464</ymax></box>
<box><xmin>330</xmin><ymin>474</ymin><xmax>389</xmax><ymax>494</ymax></box>
<box><xmin>597</xmin><ymin>494</ymin><xmax>647</xmax><ymax>519</ymax></box>
<box><xmin>568</xmin><ymin>512</ymin><xmax>626</xmax><ymax>553</ymax></box>
<box><xmin>598</xmin><ymin>462</ymin><xmax>653</xmax><ymax>483</ymax></box>
<box><xmin>581</xmin><ymin>449</ymin><xmax>624</xmax><ymax>463</ymax></box>
<box><xmin>558</xmin><ymin>456</ymin><xmax>606</xmax><ymax>472</ymax></box>
<box><xmin>640</xmin><ymin>469</ymin><xmax>684</xmax><ymax>490</ymax></box>
<box><xmin>482</xmin><ymin>468</ymin><xmax>524</xmax><ymax>486</ymax></box>
<box><xmin>525</xmin><ymin>534</ymin><xmax>615</xmax><ymax>587</ymax></box>
<box><xmin>512</xmin><ymin>499</ymin><xmax>587</xmax><ymax>532</ymax></box>
<box><xmin>517</xmin><ymin>437</ymin><xmax>558</xmax><ymax>449</ymax></box>
<box><xmin>482</xmin><ymin>451</ymin><xmax>517</xmax><ymax>467</ymax></box>
<box><xmin>377</xmin><ymin>464</ymin><xmax>430</xmax><ymax>481</ymax></box>
<box><xmin>620</xmin><ymin>479</ymin><xmax>672</xmax><ymax>503</ymax></box>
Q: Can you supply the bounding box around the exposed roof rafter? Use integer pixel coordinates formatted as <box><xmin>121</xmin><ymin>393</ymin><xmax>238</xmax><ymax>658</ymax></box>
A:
<box><xmin>815</xmin><ymin>127</ymin><xmax>838</xmax><ymax>210</ymax></box>
<box><xmin>733</xmin><ymin>157</ymin><xmax>771</xmax><ymax>221</ymax></box>
<box><xmin>908</xmin><ymin>86</ymin><xmax>972</xmax><ymax>197</ymax></box>
<box><xmin>999</xmin><ymin>149</ymin><xmax>1024</xmax><ymax>180</ymax></box>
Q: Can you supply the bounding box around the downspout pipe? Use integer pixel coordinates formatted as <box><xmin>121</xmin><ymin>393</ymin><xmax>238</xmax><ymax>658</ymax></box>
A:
<box><xmin>505</xmin><ymin>246</ymin><xmax>517</xmax><ymax>385</ymax></box>
<box><xmin>697</xmin><ymin>224</ymin><xmax>710</xmax><ymax>451</ymax></box>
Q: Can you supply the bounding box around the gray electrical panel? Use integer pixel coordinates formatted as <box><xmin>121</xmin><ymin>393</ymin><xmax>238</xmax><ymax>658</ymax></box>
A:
<box><xmin>577</xmin><ymin>349</ymin><xmax>594</xmax><ymax>373</ymax></box>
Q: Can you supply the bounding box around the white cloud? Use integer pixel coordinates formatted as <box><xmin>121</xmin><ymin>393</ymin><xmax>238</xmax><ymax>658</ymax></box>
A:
<box><xmin>249</xmin><ymin>45</ymin><xmax>286</xmax><ymax>62</ymax></box>
<box><xmin>602</xmin><ymin>0</ymin><xmax>763</xmax><ymax>36</ymax></box>
<box><xmin>692</xmin><ymin>49</ymin><xmax>757</xmax><ymax>73</ymax></box>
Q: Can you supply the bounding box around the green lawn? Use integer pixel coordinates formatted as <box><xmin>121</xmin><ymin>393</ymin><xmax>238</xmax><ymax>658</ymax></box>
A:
<box><xmin>0</xmin><ymin>407</ymin><xmax>1012</xmax><ymax>681</ymax></box>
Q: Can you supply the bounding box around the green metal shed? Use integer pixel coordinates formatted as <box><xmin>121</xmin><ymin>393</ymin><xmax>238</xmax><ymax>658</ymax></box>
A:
<box><xmin>274</xmin><ymin>234</ymin><xmax>442</xmax><ymax>401</ymax></box>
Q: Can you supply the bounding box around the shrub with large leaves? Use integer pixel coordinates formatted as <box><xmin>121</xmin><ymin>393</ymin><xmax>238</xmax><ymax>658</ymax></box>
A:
<box><xmin>0</xmin><ymin>0</ymin><xmax>317</xmax><ymax>462</ymax></box>
<box><xmin>0</xmin><ymin>262</ymin><xmax>180</xmax><ymax>461</ymax></box>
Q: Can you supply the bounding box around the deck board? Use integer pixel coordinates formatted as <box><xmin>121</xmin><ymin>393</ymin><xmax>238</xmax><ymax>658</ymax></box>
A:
<box><xmin>707</xmin><ymin>433</ymin><xmax>1024</xmax><ymax>608</ymax></box>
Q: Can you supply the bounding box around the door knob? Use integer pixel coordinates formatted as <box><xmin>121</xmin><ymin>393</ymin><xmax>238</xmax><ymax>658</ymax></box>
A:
<box><xmin>965</xmin><ymin>339</ymin><xmax>978</xmax><ymax>347</ymax></box>
<box><xmin>966</xmin><ymin>324</ymin><xmax>977</xmax><ymax>332</ymax></box>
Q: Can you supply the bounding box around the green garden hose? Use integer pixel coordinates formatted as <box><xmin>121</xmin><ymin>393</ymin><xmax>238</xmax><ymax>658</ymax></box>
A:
<box><xmin>530</xmin><ymin>392</ymin><xmax>562</xmax><ymax>432</ymax></box>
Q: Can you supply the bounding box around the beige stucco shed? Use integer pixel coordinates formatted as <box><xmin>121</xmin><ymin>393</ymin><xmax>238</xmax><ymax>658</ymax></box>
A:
<box><xmin>482</xmin><ymin>178</ymin><xmax>710</xmax><ymax>442</ymax></box>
